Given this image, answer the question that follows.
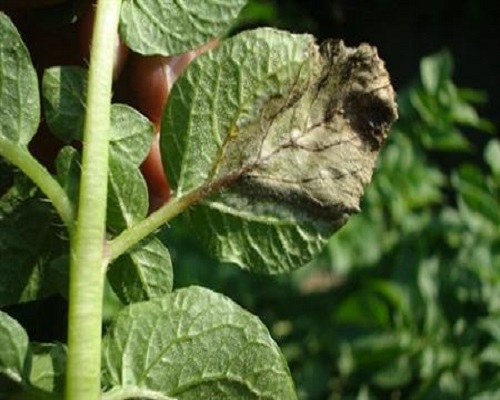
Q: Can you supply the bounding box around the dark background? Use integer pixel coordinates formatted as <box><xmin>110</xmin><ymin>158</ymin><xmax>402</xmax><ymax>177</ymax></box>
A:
<box><xmin>247</xmin><ymin>0</ymin><xmax>500</xmax><ymax>129</ymax></box>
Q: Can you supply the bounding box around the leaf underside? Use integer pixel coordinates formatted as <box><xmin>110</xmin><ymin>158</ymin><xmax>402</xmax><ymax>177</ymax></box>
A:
<box><xmin>102</xmin><ymin>286</ymin><xmax>296</xmax><ymax>399</ymax></box>
<box><xmin>119</xmin><ymin>0</ymin><xmax>247</xmax><ymax>55</ymax></box>
<box><xmin>161</xmin><ymin>28</ymin><xmax>397</xmax><ymax>274</ymax></box>
<box><xmin>108</xmin><ymin>236</ymin><xmax>173</xmax><ymax>304</ymax></box>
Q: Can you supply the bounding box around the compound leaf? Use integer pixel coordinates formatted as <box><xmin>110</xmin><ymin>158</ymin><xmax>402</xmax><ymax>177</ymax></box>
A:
<box><xmin>161</xmin><ymin>28</ymin><xmax>397</xmax><ymax>273</ymax></box>
<box><xmin>119</xmin><ymin>0</ymin><xmax>247</xmax><ymax>55</ymax></box>
<box><xmin>102</xmin><ymin>286</ymin><xmax>296</xmax><ymax>399</ymax></box>
<box><xmin>0</xmin><ymin>12</ymin><xmax>40</xmax><ymax>146</ymax></box>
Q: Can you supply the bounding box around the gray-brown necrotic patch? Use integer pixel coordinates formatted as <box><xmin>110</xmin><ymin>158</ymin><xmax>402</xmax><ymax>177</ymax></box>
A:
<box><xmin>214</xmin><ymin>40</ymin><xmax>397</xmax><ymax>227</ymax></box>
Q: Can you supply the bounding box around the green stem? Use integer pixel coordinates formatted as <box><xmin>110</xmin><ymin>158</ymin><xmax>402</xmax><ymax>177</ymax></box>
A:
<box><xmin>0</xmin><ymin>138</ymin><xmax>74</xmax><ymax>228</ymax></box>
<box><xmin>108</xmin><ymin>188</ymin><xmax>202</xmax><ymax>262</ymax></box>
<box><xmin>65</xmin><ymin>0</ymin><xmax>122</xmax><ymax>399</ymax></box>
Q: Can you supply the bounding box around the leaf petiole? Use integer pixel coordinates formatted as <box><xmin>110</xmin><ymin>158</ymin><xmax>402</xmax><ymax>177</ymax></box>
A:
<box><xmin>107</xmin><ymin>188</ymin><xmax>204</xmax><ymax>263</ymax></box>
<box><xmin>0</xmin><ymin>137</ymin><xmax>74</xmax><ymax>228</ymax></box>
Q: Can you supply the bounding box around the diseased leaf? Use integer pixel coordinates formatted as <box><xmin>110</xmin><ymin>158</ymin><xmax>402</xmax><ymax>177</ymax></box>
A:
<box><xmin>107</xmin><ymin>152</ymin><xmax>149</xmax><ymax>232</ymax></box>
<box><xmin>42</xmin><ymin>66</ymin><xmax>87</xmax><ymax>143</ymax></box>
<box><xmin>161</xmin><ymin>28</ymin><xmax>397</xmax><ymax>273</ymax></box>
<box><xmin>27</xmin><ymin>342</ymin><xmax>66</xmax><ymax>394</ymax></box>
<box><xmin>0</xmin><ymin>12</ymin><xmax>40</xmax><ymax>145</ymax></box>
<box><xmin>110</xmin><ymin>104</ymin><xmax>155</xmax><ymax>166</ymax></box>
<box><xmin>0</xmin><ymin>311</ymin><xmax>28</xmax><ymax>385</ymax></box>
<box><xmin>108</xmin><ymin>236</ymin><xmax>173</xmax><ymax>304</ymax></box>
<box><xmin>119</xmin><ymin>0</ymin><xmax>247</xmax><ymax>55</ymax></box>
<box><xmin>102</xmin><ymin>286</ymin><xmax>296</xmax><ymax>399</ymax></box>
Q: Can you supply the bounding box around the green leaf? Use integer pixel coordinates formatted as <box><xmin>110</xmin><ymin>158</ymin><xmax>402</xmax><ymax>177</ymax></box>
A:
<box><xmin>108</xmin><ymin>236</ymin><xmax>173</xmax><ymax>304</ymax></box>
<box><xmin>55</xmin><ymin>144</ymin><xmax>150</xmax><ymax>233</ymax></box>
<box><xmin>103</xmin><ymin>386</ymin><xmax>175</xmax><ymax>400</ymax></box>
<box><xmin>119</xmin><ymin>0</ymin><xmax>247</xmax><ymax>55</ymax></box>
<box><xmin>452</xmin><ymin>165</ymin><xmax>500</xmax><ymax>226</ymax></box>
<box><xmin>27</xmin><ymin>342</ymin><xmax>66</xmax><ymax>394</ymax></box>
<box><xmin>0</xmin><ymin>12</ymin><xmax>40</xmax><ymax>146</ymax></box>
<box><xmin>161</xmin><ymin>28</ymin><xmax>397</xmax><ymax>273</ymax></box>
<box><xmin>42</xmin><ymin>66</ymin><xmax>87</xmax><ymax>143</ymax></box>
<box><xmin>107</xmin><ymin>152</ymin><xmax>149</xmax><ymax>233</ymax></box>
<box><xmin>0</xmin><ymin>192</ymin><xmax>65</xmax><ymax>307</ymax></box>
<box><xmin>485</xmin><ymin>139</ymin><xmax>500</xmax><ymax>176</ymax></box>
<box><xmin>110</xmin><ymin>104</ymin><xmax>155</xmax><ymax>166</ymax></box>
<box><xmin>43</xmin><ymin>68</ymin><xmax>154</xmax><ymax>158</ymax></box>
<box><xmin>420</xmin><ymin>50</ymin><xmax>453</xmax><ymax>95</ymax></box>
<box><xmin>0</xmin><ymin>311</ymin><xmax>28</xmax><ymax>385</ymax></box>
<box><xmin>55</xmin><ymin>146</ymin><xmax>81</xmax><ymax>208</ymax></box>
<box><xmin>102</xmin><ymin>286</ymin><xmax>296</xmax><ymax>399</ymax></box>
<box><xmin>47</xmin><ymin>255</ymin><xmax>70</xmax><ymax>299</ymax></box>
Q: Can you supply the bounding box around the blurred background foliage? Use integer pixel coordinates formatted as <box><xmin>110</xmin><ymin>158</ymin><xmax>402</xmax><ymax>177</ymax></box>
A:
<box><xmin>167</xmin><ymin>1</ymin><xmax>500</xmax><ymax>399</ymax></box>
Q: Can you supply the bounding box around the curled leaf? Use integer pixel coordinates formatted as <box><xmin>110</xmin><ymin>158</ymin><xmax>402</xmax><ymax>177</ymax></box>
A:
<box><xmin>161</xmin><ymin>29</ymin><xmax>397</xmax><ymax>274</ymax></box>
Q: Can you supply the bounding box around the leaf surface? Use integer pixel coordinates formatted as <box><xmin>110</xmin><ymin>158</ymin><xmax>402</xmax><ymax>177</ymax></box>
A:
<box><xmin>0</xmin><ymin>12</ymin><xmax>40</xmax><ymax>145</ymax></box>
<box><xmin>107</xmin><ymin>152</ymin><xmax>149</xmax><ymax>232</ymax></box>
<box><xmin>161</xmin><ymin>28</ymin><xmax>397</xmax><ymax>273</ymax></box>
<box><xmin>119</xmin><ymin>0</ymin><xmax>247</xmax><ymax>55</ymax></box>
<box><xmin>43</xmin><ymin>65</ymin><xmax>154</xmax><ymax>163</ymax></box>
<box><xmin>0</xmin><ymin>179</ymin><xmax>65</xmax><ymax>306</ymax></box>
<box><xmin>0</xmin><ymin>311</ymin><xmax>28</xmax><ymax>385</ymax></box>
<box><xmin>55</xmin><ymin>146</ymin><xmax>81</xmax><ymax>208</ymax></box>
<box><xmin>102</xmin><ymin>286</ymin><xmax>296</xmax><ymax>399</ymax></box>
<box><xmin>42</xmin><ymin>66</ymin><xmax>87</xmax><ymax>143</ymax></box>
<box><xmin>27</xmin><ymin>342</ymin><xmax>66</xmax><ymax>394</ymax></box>
<box><xmin>110</xmin><ymin>104</ymin><xmax>155</xmax><ymax>166</ymax></box>
<box><xmin>108</xmin><ymin>236</ymin><xmax>173</xmax><ymax>304</ymax></box>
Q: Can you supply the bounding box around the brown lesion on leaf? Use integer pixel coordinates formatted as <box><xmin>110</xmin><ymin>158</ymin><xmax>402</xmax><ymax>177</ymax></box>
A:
<box><xmin>203</xmin><ymin>39</ymin><xmax>397</xmax><ymax>225</ymax></box>
<box><xmin>344</xmin><ymin>87</ymin><xmax>397</xmax><ymax>150</ymax></box>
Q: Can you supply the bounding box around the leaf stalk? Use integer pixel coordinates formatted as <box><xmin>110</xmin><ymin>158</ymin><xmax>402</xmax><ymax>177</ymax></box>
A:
<box><xmin>0</xmin><ymin>138</ymin><xmax>74</xmax><ymax>228</ymax></box>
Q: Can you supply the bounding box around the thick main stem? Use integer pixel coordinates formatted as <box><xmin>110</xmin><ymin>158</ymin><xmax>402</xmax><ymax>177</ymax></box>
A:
<box><xmin>65</xmin><ymin>1</ymin><xmax>122</xmax><ymax>399</ymax></box>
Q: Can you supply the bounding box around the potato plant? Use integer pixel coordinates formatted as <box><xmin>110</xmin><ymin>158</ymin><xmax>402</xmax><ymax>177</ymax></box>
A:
<box><xmin>0</xmin><ymin>0</ymin><xmax>397</xmax><ymax>399</ymax></box>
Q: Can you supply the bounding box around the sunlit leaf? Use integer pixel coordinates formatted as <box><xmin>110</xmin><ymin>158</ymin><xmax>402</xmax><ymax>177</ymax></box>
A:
<box><xmin>120</xmin><ymin>0</ymin><xmax>247</xmax><ymax>55</ymax></box>
<box><xmin>0</xmin><ymin>12</ymin><xmax>40</xmax><ymax>146</ymax></box>
<box><xmin>161</xmin><ymin>28</ymin><xmax>397</xmax><ymax>273</ymax></box>
<box><xmin>102</xmin><ymin>286</ymin><xmax>296</xmax><ymax>399</ymax></box>
<box><xmin>27</xmin><ymin>342</ymin><xmax>66</xmax><ymax>394</ymax></box>
<box><xmin>0</xmin><ymin>311</ymin><xmax>28</xmax><ymax>386</ymax></box>
<box><xmin>42</xmin><ymin>66</ymin><xmax>87</xmax><ymax>143</ymax></box>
